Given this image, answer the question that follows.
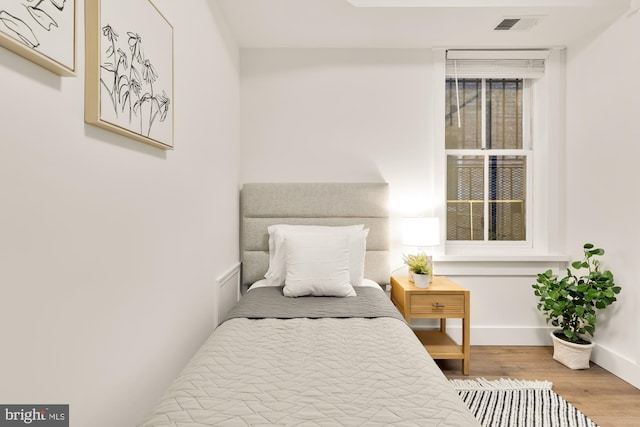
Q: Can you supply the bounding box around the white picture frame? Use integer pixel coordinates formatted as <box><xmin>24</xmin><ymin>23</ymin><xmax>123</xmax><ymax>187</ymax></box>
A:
<box><xmin>85</xmin><ymin>0</ymin><xmax>174</xmax><ymax>149</ymax></box>
<box><xmin>0</xmin><ymin>0</ymin><xmax>76</xmax><ymax>76</ymax></box>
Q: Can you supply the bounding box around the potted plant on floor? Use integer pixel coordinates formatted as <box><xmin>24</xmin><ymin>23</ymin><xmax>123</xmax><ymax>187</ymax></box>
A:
<box><xmin>403</xmin><ymin>252</ymin><xmax>432</xmax><ymax>288</ymax></box>
<box><xmin>532</xmin><ymin>243</ymin><xmax>621</xmax><ymax>369</ymax></box>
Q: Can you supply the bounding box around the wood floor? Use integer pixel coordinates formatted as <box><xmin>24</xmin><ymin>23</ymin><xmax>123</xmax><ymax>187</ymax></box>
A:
<box><xmin>437</xmin><ymin>346</ymin><xmax>640</xmax><ymax>427</ymax></box>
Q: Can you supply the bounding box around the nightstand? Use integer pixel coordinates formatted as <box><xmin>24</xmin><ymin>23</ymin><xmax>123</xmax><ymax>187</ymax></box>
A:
<box><xmin>390</xmin><ymin>275</ymin><xmax>470</xmax><ymax>375</ymax></box>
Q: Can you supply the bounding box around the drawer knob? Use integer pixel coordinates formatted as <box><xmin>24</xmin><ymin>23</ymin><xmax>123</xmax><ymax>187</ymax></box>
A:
<box><xmin>432</xmin><ymin>303</ymin><xmax>445</xmax><ymax>308</ymax></box>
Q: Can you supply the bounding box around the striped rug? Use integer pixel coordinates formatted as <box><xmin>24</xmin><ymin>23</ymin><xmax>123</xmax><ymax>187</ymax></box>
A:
<box><xmin>450</xmin><ymin>378</ymin><xmax>598</xmax><ymax>427</ymax></box>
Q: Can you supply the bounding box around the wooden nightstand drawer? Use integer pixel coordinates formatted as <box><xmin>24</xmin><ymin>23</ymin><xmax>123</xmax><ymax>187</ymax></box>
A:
<box><xmin>410</xmin><ymin>294</ymin><xmax>465</xmax><ymax>316</ymax></box>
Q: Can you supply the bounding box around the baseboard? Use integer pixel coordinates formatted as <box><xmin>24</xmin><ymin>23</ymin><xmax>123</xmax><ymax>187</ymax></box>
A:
<box><xmin>470</xmin><ymin>326</ymin><xmax>554</xmax><ymax>345</ymax></box>
<box><xmin>592</xmin><ymin>343</ymin><xmax>640</xmax><ymax>389</ymax></box>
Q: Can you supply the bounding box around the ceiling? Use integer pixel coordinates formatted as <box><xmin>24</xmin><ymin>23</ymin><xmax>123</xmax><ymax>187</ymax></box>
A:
<box><xmin>216</xmin><ymin>0</ymin><xmax>633</xmax><ymax>48</ymax></box>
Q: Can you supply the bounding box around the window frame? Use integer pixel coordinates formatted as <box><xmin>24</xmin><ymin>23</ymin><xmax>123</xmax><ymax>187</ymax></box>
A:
<box><xmin>432</xmin><ymin>48</ymin><xmax>564</xmax><ymax>258</ymax></box>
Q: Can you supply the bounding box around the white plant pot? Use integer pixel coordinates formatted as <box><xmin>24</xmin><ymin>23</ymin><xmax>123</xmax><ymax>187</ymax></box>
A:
<box><xmin>413</xmin><ymin>273</ymin><xmax>431</xmax><ymax>288</ymax></box>
<box><xmin>550</xmin><ymin>331</ymin><xmax>595</xmax><ymax>370</ymax></box>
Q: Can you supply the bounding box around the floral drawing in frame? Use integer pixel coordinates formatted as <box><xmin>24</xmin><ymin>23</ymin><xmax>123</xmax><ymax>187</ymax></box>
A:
<box><xmin>85</xmin><ymin>0</ymin><xmax>173</xmax><ymax>149</ymax></box>
<box><xmin>0</xmin><ymin>0</ymin><xmax>76</xmax><ymax>76</ymax></box>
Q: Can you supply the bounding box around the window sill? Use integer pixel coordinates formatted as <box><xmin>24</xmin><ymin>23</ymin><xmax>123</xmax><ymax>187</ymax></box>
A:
<box><xmin>432</xmin><ymin>254</ymin><xmax>569</xmax><ymax>276</ymax></box>
<box><xmin>434</xmin><ymin>254</ymin><xmax>568</xmax><ymax>262</ymax></box>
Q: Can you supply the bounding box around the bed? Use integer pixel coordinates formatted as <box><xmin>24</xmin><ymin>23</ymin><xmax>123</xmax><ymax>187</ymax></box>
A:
<box><xmin>139</xmin><ymin>183</ymin><xmax>479</xmax><ymax>427</ymax></box>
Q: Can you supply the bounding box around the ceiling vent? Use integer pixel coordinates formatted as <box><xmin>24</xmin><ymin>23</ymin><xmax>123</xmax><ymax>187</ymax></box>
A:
<box><xmin>494</xmin><ymin>16</ymin><xmax>542</xmax><ymax>31</ymax></box>
<box><xmin>494</xmin><ymin>18</ymin><xmax>520</xmax><ymax>31</ymax></box>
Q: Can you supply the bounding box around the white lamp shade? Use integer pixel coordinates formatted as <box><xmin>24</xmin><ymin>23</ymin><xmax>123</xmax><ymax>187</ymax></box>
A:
<box><xmin>402</xmin><ymin>217</ymin><xmax>440</xmax><ymax>247</ymax></box>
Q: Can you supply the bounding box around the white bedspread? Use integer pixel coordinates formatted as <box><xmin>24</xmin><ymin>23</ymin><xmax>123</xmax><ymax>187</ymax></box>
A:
<box><xmin>139</xmin><ymin>317</ymin><xmax>479</xmax><ymax>426</ymax></box>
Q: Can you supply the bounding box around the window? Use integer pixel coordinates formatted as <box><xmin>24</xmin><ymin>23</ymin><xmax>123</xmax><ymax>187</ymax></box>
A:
<box><xmin>443</xmin><ymin>50</ymin><xmax>547</xmax><ymax>247</ymax></box>
<box><xmin>445</xmin><ymin>78</ymin><xmax>530</xmax><ymax>242</ymax></box>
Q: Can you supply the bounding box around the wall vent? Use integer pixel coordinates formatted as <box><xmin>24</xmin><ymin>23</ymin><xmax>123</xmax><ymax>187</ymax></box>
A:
<box><xmin>494</xmin><ymin>16</ymin><xmax>542</xmax><ymax>31</ymax></box>
<box><xmin>495</xmin><ymin>18</ymin><xmax>520</xmax><ymax>31</ymax></box>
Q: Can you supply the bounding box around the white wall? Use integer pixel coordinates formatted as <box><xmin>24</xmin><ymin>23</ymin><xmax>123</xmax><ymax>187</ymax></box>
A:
<box><xmin>241</xmin><ymin>49</ymin><xmax>436</xmax><ymax>215</ymax></box>
<box><xmin>0</xmin><ymin>1</ymin><xmax>240</xmax><ymax>426</ymax></box>
<box><xmin>566</xmin><ymin>9</ymin><xmax>640</xmax><ymax>387</ymax></box>
<box><xmin>239</xmin><ymin>48</ymin><xmax>563</xmax><ymax>346</ymax></box>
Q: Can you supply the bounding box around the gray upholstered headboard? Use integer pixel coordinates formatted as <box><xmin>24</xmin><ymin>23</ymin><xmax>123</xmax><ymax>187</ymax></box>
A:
<box><xmin>240</xmin><ymin>183</ymin><xmax>390</xmax><ymax>288</ymax></box>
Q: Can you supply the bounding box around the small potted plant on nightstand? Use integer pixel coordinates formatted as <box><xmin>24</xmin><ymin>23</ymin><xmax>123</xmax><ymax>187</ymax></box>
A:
<box><xmin>403</xmin><ymin>252</ymin><xmax>432</xmax><ymax>288</ymax></box>
<box><xmin>532</xmin><ymin>243</ymin><xmax>621</xmax><ymax>369</ymax></box>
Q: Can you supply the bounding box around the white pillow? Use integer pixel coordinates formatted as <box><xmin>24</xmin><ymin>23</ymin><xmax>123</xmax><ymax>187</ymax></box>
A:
<box><xmin>283</xmin><ymin>232</ymin><xmax>355</xmax><ymax>297</ymax></box>
<box><xmin>265</xmin><ymin>224</ymin><xmax>367</xmax><ymax>287</ymax></box>
<box><xmin>267</xmin><ymin>224</ymin><xmax>363</xmax><ymax>262</ymax></box>
<box><xmin>347</xmin><ymin>228</ymin><xmax>368</xmax><ymax>286</ymax></box>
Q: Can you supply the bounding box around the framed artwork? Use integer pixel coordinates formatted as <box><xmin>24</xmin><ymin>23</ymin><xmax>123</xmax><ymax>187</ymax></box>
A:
<box><xmin>0</xmin><ymin>0</ymin><xmax>76</xmax><ymax>76</ymax></box>
<box><xmin>85</xmin><ymin>0</ymin><xmax>174</xmax><ymax>150</ymax></box>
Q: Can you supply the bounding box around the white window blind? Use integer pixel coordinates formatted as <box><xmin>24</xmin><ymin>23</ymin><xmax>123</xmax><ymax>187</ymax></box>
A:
<box><xmin>446</xmin><ymin>50</ymin><xmax>549</xmax><ymax>79</ymax></box>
